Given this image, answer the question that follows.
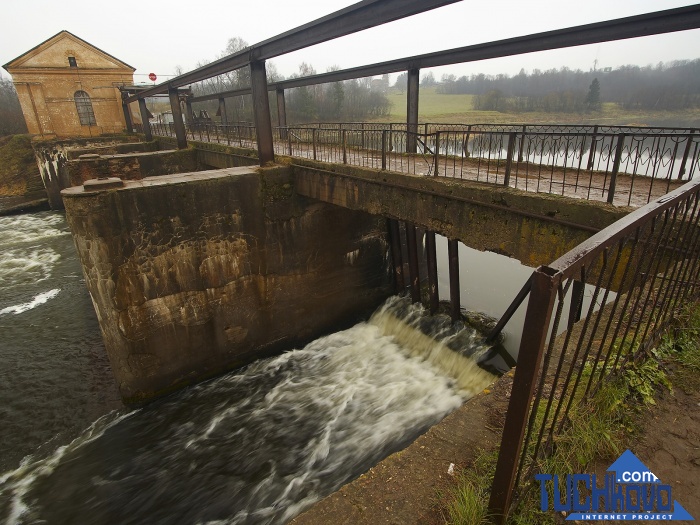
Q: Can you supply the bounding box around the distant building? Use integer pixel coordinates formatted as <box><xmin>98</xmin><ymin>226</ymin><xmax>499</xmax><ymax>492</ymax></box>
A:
<box><xmin>2</xmin><ymin>31</ymin><xmax>136</xmax><ymax>138</ymax></box>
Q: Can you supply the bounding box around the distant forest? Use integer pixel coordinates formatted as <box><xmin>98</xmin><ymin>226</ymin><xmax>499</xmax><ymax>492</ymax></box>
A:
<box><xmin>419</xmin><ymin>59</ymin><xmax>700</xmax><ymax>114</ymax></box>
<box><xmin>190</xmin><ymin>37</ymin><xmax>392</xmax><ymax>123</ymax></box>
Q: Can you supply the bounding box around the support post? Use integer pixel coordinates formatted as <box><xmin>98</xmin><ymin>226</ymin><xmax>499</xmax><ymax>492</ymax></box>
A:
<box><xmin>381</xmin><ymin>130</ymin><xmax>387</xmax><ymax>170</ymax></box>
<box><xmin>678</xmin><ymin>129</ymin><xmax>696</xmax><ymax>179</ymax></box>
<box><xmin>121</xmin><ymin>98</ymin><xmax>133</xmax><ymax>133</ymax></box>
<box><xmin>607</xmin><ymin>133</ymin><xmax>626</xmax><ymax>204</ymax></box>
<box><xmin>426</xmin><ymin>231</ymin><xmax>439</xmax><ymax>314</ymax></box>
<box><xmin>342</xmin><ymin>129</ymin><xmax>347</xmax><ymax>164</ymax></box>
<box><xmin>218</xmin><ymin>98</ymin><xmax>228</xmax><ymax>126</ymax></box>
<box><xmin>448</xmin><ymin>238</ymin><xmax>460</xmax><ymax>322</ymax></box>
<box><xmin>407</xmin><ymin>68</ymin><xmax>419</xmax><ymax>154</ymax></box>
<box><xmin>504</xmin><ymin>131</ymin><xmax>517</xmax><ymax>186</ymax></box>
<box><xmin>405</xmin><ymin>222</ymin><xmax>421</xmax><ymax>303</ymax></box>
<box><xmin>250</xmin><ymin>60</ymin><xmax>275</xmax><ymax>165</ymax></box>
<box><xmin>433</xmin><ymin>131</ymin><xmax>440</xmax><ymax>176</ymax></box>
<box><xmin>488</xmin><ymin>267</ymin><xmax>559</xmax><ymax>523</ymax></box>
<box><xmin>137</xmin><ymin>98</ymin><xmax>152</xmax><ymax>141</ymax></box>
<box><xmin>517</xmin><ymin>125</ymin><xmax>526</xmax><ymax>162</ymax></box>
<box><xmin>276</xmin><ymin>89</ymin><xmax>287</xmax><ymax>140</ymax></box>
<box><xmin>586</xmin><ymin>124</ymin><xmax>599</xmax><ymax>171</ymax></box>
<box><xmin>388</xmin><ymin>219</ymin><xmax>405</xmax><ymax>292</ymax></box>
<box><xmin>568</xmin><ymin>278</ymin><xmax>585</xmax><ymax>330</ymax></box>
<box><xmin>168</xmin><ymin>87</ymin><xmax>187</xmax><ymax>150</ymax></box>
<box><xmin>185</xmin><ymin>97</ymin><xmax>194</xmax><ymax>126</ymax></box>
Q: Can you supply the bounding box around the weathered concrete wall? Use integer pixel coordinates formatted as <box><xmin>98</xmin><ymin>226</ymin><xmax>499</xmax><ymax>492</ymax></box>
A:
<box><xmin>66</xmin><ymin>149</ymin><xmax>199</xmax><ymax>187</ymax></box>
<box><xmin>66</xmin><ymin>141</ymin><xmax>159</xmax><ymax>160</ymax></box>
<box><xmin>62</xmin><ymin>167</ymin><xmax>392</xmax><ymax>404</ymax></box>
<box><xmin>33</xmin><ymin>136</ymin><xmax>199</xmax><ymax>209</ymax></box>
<box><xmin>292</xmin><ymin>159</ymin><xmax>631</xmax><ymax>268</ymax></box>
<box><xmin>33</xmin><ymin>135</ymin><xmax>142</xmax><ymax>209</ymax></box>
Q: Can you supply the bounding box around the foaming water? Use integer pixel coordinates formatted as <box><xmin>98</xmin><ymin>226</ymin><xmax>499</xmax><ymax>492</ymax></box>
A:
<box><xmin>0</xmin><ymin>295</ymin><xmax>497</xmax><ymax>525</ymax></box>
<box><xmin>0</xmin><ymin>289</ymin><xmax>61</xmax><ymax>316</ymax></box>
<box><xmin>1</xmin><ymin>212</ymin><xmax>500</xmax><ymax>525</ymax></box>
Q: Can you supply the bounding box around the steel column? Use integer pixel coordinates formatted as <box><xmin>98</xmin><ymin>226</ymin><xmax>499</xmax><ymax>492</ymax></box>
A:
<box><xmin>121</xmin><ymin>100</ymin><xmax>133</xmax><ymax>132</ymax></box>
<box><xmin>218</xmin><ymin>98</ymin><xmax>228</xmax><ymax>126</ymax></box>
<box><xmin>276</xmin><ymin>89</ymin><xmax>287</xmax><ymax>140</ymax></box>
<box><xmin>168</xmin><ymin>87</ymin><xmax>187</xmax><ymax>149</ymax></box>
<box><xmin>568</xmin><ymin>278</ymin><xmax>585</xmax><ymax>330</ymax></box>
<box><xmin>250</xmin><ymin>60</ymin><xmax>275</xmax><ymax>165</ymax></box>
<box><xmin>607</xmin><ymin>133</ymin><xmax>626</xmax><ymax>204</ymax></box>
<box><xmin>426</xmin><ymin>231</ymin><xmax>439</xmax><ymax>314</ymax></box>
<box><xmin>406</xmin><ymin>68</ymin><xmax>419</xmax><ymax>154</ymax></box>
<box><xmin>448</xmin><ymin>238</ymin><xmax>461</xmax><ymax>322</ymax></box>
<box><xmin>137</xmin><ymin>98</ymin><xmax>152</xmax><ymax>141</ymax></box>
<box><xmin>488</xmin><ymin>266</ymin><xmax>560</xmax><ymax>523</ymax></box>
<box><xmin>185</xmin><ymin>98</ymin><xmax>194</xmax><ymax>125</ymax></box>
<box><xmin>388</xmin><ymin>219</ymin><xmax>405</xmax><ymax>292</ymax></box>
<box><xmin>405</xmin><ymin>222</ymin><xmax>421</xmax><ymax>303</ymax></box>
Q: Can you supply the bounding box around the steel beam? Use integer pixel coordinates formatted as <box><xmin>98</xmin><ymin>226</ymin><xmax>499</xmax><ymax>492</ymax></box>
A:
<box><xmin>187</xmin><ymin>5</ymin><xmax>700</xmax><ymax>105</ymax></box>
<box><xmin>250</xmin><ymin>61</ymin><xmax>274</xmax><ymax>165</ymax></box>
<box><xmin>137</xmin><ymin>98</ymin><xmax>152</xmax><ymax>141</ymax></box>
<box><xmin>407</xmin><ymin>69</ymin><xmax>419</xmax><ymax>154</ymax></box>
<box><xmin>126</xmin><ymin>0</ymin><xmax>459</xmax><ymax>102</ymax></box>
<box><xmin>168</xmin><ymin>87</ymin><xmax>187</xmax><ymax>149</ymax></box>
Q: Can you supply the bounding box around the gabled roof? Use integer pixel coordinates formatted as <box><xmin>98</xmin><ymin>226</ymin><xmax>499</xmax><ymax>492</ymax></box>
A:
<box><xmin>3</xmin><ymin>30</ymin><xmax>135</xmax><ymax>71</ymax></box>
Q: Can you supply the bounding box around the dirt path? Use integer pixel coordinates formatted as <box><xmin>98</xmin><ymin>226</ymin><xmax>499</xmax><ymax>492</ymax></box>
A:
<box><xmin>588</xmin><ymin>368</ymin><xmax>700</xmax><ymax>523</ymax></box>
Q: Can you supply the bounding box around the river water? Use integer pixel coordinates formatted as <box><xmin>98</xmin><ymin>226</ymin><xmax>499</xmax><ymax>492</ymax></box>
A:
<box><xmin>0</xmin><ymin>212</ymin><xmax>500</xmax><ymax>524</ymax></box>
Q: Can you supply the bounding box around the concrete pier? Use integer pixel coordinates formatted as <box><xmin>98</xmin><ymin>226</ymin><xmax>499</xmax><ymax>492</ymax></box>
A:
<box><xmin>62</xmin><ymin>166</ymin><xmax>392</xmax><ymax>404</ymax></box>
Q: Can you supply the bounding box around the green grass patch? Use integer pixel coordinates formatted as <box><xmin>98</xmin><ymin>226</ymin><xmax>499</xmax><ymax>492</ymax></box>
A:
<box><xmin>374</xmin><ymin>86</ymin><xmax>700</xmax><ymax>127</ymax></box>
<box><xmin>441</xmin><ymin>302</ymin><xmax>700</xmax><ymax>524</ymax></box>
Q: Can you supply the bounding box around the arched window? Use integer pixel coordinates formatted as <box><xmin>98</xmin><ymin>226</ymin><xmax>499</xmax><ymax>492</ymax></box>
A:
<box><xmin>74</xmin><ymin>90</ymin><xmax>96</xmax><ymax>126</ymax></box>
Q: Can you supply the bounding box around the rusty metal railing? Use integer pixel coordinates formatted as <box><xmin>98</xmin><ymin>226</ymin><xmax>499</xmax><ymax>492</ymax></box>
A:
<box><xmin>146</xmin><ymin>121</ymin><xmax>699</xmax><ymax>207</ymax></box>
<box><xmin>487</xmin><ymin>177</ymin><xmax>700</xmax><ymax>522</ymax></box>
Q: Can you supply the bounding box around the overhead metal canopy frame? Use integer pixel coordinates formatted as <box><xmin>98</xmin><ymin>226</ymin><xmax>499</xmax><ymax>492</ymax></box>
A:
<box><xmin>128</xmin><ymin>2</ymin><xmax>700</xmax><ymax>105</ymax></box>
<box><xmin>126</xmin><ymin>0</ymin><xmax>460</xmax><ymax>103</ymax></box>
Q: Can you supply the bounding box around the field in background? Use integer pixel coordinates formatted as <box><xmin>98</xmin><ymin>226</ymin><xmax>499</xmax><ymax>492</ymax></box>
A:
<box><xmin>379</xmin><ymin>86</ymin><xmax>700</xmax><ymax>127</ymax></box>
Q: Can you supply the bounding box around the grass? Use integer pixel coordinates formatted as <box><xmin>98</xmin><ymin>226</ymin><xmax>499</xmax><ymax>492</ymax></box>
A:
<box><xmin>441</xmin><ymin>302</ymin><xmax>700</xmax><ymax>524</ymax></box>
<box><xmin>374</xmin><ymin>86</ymin><xmax>700</xmax><ymax>127</ymax></box>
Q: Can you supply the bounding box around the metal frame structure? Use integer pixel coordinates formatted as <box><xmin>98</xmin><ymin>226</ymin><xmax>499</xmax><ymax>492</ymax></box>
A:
<box><xmin>123</xmin><ymin>2</ymin><xmax>700</xmax><ymax>166</ymax></box>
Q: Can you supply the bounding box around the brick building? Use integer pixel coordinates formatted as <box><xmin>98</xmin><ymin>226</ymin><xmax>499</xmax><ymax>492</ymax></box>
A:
<box><xmin>3</xmin><ymin>31</ymin><xmax>136</xmax><ymax>138</ymax></box>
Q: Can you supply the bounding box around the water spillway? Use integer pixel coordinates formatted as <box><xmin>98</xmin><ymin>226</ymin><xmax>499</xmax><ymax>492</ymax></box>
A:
<box><xmin>0</xmin><ymin>213</ymin><xmax>500</xmax><ymax>524</ymax></box>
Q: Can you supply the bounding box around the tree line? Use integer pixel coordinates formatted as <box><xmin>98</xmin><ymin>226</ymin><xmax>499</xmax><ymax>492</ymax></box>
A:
<box><xmin>0</xmin><ymin>76</ymin><xmax>28</xmax><ymax>136</ymax></box>
<box><xmin>189</xmin><ymin>37</ymin><xmax>391</xmax><ymax>124</ymax></box>
<box><xmin>433</xmin><ymin>60</ymin><xmax>700</xmax><ymax>113</ymax></box>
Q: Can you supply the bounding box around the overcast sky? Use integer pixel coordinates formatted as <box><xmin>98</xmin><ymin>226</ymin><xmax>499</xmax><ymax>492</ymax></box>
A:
<box><xmin>1</xmin><ymin>0</ymin><xmax>698</xmax><ymax>84</ymax></box>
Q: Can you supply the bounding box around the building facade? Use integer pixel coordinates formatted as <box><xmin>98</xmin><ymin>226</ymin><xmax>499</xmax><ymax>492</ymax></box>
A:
<box><xmin>3</xmin><ymin>31</ymin><xmax>135</xmax><ymax>138</ymax></box>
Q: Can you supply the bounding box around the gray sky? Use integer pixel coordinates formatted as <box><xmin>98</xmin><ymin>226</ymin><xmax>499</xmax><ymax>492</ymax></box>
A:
<box><xmin>1</xmin><ymin>0</ymin><xmax>699</xmax><ymax>84</ymax></box>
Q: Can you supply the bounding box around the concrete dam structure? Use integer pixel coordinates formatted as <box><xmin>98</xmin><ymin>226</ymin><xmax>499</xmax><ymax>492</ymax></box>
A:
<box><xmin>58</xmin><ymin>139</ymin><xmax>628</xmax><ymax>405</ymax></box>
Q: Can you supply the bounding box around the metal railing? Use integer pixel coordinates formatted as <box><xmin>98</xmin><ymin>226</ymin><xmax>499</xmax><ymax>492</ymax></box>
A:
<box><xmin>144</xmin><ymin>121</ymin><xmax>699</xmax><ymax>207</ymax></box>
<box><xmin>487</xmin><ymin>177</ymin><xmax>700</xmax><ymax>521</ymax></box>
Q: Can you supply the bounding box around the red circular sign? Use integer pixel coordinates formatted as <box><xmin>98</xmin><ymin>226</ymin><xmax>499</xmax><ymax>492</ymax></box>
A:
<box><xmin>148</xmin><ymin>72</ymin><xmax>157</xmax><ymax>82</ymax></box>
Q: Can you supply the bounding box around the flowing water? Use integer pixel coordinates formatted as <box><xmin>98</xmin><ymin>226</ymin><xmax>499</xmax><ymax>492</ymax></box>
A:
<box><xmin>0</xmin><ymin>212</ymin><xmax>499</xmax><ymax>524</ymax></box>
